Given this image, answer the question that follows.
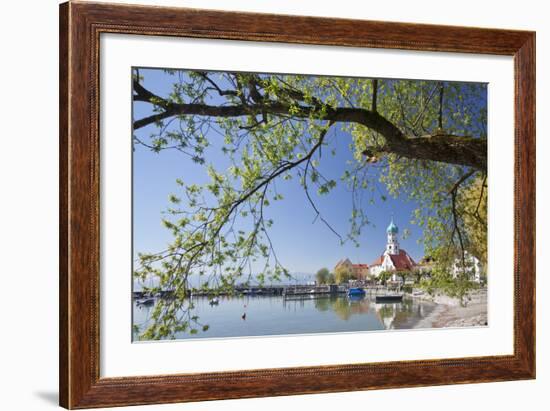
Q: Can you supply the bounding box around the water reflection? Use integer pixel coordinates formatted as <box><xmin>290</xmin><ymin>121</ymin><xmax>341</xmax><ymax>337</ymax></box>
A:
<box><xmin>133</xmin><ymin>294</ymin><xmax>436</xmax><ymax>340</ymax></box>
<box><xmin>310</xmin><ymin>295</ymin><xmax>372</xmax><ymax>321</ymax></box>
<box><xmin>311</xmin><ymin>295</ymin><xmax>431</xmax><ymax>327</ymax></box>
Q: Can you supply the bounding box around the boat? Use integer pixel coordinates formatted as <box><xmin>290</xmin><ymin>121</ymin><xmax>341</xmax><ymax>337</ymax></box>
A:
<box><xmin>209</xmin><ymin>297</ymin><xmax>219</xmax><ymax>305</ymax></box>
<box><xmin>136</xmin><ymin>297</ymin><xmax>155</xmax><ymax>306</ymax></box>
<box><xmin>375</xmin><ymin>294</ymin><xmax>403</xmax><ymax>303</ymax></box>
<box><xmin>347</xmin><ymin>287</ymin><xmax>366</xmax><ymax>297</ymax></box>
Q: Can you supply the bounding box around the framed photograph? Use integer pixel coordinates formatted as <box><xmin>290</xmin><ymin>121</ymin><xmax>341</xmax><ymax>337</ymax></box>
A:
<box><xmin>59</xmin><ymin>1</ymin><xmax>535</xmax><ymax>408</ymax></box>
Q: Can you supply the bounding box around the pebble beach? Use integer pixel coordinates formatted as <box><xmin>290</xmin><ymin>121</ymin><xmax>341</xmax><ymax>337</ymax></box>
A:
<box><xmin>412</xmin><ymin>289</ymin><xmax>488</xmax><ymax>329</ymax></box>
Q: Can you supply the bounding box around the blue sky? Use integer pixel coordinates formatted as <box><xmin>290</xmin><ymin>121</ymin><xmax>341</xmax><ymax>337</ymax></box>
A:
<box><xmin>133</xmin><ymin>69</ymin><xmax>433</xmax><ymax>274</ymax></box>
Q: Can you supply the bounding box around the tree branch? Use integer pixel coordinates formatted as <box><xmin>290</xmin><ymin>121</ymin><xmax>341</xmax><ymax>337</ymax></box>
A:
<box><xmin>372</xmin><ymin>79</ymin><xmax>378</xmax><ymax>112</ymax></box>
<box><xmin>132</xmin><ymin>79</ymin><xmax>487</xmax><ymax>170</ymax></box>
<box><xmin>448</xmin><ymin>170</ymin><xmax>476</xmax><ymax>275</ymax></box>
<box><xmin>438</xmin><ymin>82</ymin><xmax>444</xmax><ymax>130</ymax></box>
<box><xmin>194</xmin><ymin>71</ymin><xmax>239</xmax><ymax>97</ymax></box>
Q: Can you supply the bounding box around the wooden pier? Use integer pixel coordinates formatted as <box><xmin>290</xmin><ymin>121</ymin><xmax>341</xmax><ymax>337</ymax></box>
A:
<box><xmin>133</xmin><ymin>284</ymin><xmax>397</xmax><ymax>300</ymax></box>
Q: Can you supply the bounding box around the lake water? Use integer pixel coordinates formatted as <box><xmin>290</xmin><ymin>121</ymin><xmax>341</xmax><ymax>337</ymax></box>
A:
<box><xmin>133</xmin><ymin>294</ymin><xmax>438</xmax><ymax>341</ymax></box>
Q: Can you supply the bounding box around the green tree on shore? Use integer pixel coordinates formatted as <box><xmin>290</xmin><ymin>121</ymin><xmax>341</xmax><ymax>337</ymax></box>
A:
<box><xmin>377</xmin><ymin>271</ymin><xmax>393</xmax><ymax>285</ymax></box>
<box><xmin>316</xmin><ymin>267</ymin><xmax>330</xmax><ymax>284</ymax></box>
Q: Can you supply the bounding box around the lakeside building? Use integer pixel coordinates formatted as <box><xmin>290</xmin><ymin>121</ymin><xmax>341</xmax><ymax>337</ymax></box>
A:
<box><xmin>333</xmin><ymin>258</ymin><xmax>370</xmax><ymax>280</ymax></box>
<box><xmin>333</xmin><ymin>219</ymin><xmax>416</xmax><ymax>283</ymax></box>
<box><xmin>416</xmin><ymin>252</ymin><xmax>483</xmax><ymax>283</ymax></box>
<box><xmin>369</xmin><ymin>219</ymin><xmax>416</xmax><ymax>281</ymax></box>
<box><xmin>333</xmin><ymin>218</ymin><xmax>483</xmax><ymax>285</ymax></box>
<box><xmin>451</xmin><ymin>251</ymin><xmax>483</xmax><ymax>283</ymax></box>
<box><xmin>367</xmin><ymin>219</ymin><xmax>481</xmax><ymax>284</ymax></box>
<box><xmin>416</xmin><ymin>256</ymin><xmax>435</xmax><ymax>273</ymax></box>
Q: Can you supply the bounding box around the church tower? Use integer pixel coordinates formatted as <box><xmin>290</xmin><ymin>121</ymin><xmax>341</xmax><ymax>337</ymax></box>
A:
<box><xmin>386</xmin><ymin>218</ymin><xmax>400</xmax><ymax>255</ymax></box>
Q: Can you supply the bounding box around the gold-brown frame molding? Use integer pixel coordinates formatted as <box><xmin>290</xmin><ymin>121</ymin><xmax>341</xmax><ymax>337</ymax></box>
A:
<box><xmin>59</xmin><ymin>1</ymin><xmax>535</xmax><ymax>408</ymax></box>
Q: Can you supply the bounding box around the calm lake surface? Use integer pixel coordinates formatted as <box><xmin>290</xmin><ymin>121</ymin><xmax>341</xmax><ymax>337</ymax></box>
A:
<box><xmin>133</xmin><ymin>294</ymin><xmax>438</xmax><ymax>341</ymax></box>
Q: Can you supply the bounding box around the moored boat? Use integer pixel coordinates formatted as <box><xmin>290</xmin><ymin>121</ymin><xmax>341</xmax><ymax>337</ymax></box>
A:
<box><xmin>136</xmin><ymin>297</ymin><xmax>155</xmax><ymax>306</ymax></box>
<box><xmin>347</xmin><ymin>287</ymin><xmax>366</xmax><ymax>297</ymax></box>
<box><xmin>375</xmin><ymin>294</ymin><xmax>403</xmax><ymax>303</ymax></box>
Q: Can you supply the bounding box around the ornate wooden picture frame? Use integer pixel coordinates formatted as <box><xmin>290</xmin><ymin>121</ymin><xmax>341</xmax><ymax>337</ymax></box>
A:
<box><xmin>59</xmin><ymin>1</ymin><xmax>535</xmax><ymax>408</ymax></box>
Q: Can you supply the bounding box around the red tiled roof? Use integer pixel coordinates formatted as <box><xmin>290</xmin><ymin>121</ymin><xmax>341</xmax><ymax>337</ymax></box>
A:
<box><xmin>370</xmin><ymin>255</ymin><xmax>384</xmax><ymax>266</ymax></box>
<box><xmin>389</xmin><ymin>250</ymin><xmax>416</xmax><ymax>271</ymax></box>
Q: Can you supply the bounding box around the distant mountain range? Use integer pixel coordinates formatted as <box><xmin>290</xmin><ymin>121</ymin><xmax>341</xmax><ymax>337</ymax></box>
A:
<box><xmin>133</xmin><ymin>272</ymin><xmax>317</xmax><ymax>291</ymax></box>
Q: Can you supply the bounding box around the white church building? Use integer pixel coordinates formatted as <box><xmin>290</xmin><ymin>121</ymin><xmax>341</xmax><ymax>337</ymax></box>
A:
<box><xmin>369</xmin><ymin>219</ymin><xmax>416</xmax><ymax>280</ymax></box>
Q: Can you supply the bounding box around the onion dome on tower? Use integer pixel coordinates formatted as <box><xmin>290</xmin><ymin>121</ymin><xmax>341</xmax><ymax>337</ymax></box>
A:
<box><xmin>386</xmin><ymin>219</ymin><xmax>399</xmax><ymax>234</ymax></box>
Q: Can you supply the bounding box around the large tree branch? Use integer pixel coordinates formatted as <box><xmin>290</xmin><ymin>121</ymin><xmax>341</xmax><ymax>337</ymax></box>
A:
<box><xmin>133</xmin><ymin>79</ymin><xmax>486</xmax><ymax>170</ymax></box>
<box><xmin>372</xmin><ymin>79</ymin><xmax>378</xmax><ymax>112</ymax></box>
<box><xmin>449</xmin><ymin>170</ymin><xmax>476</xmax><ymax>275</ymax></box>
<box><xmin>133</xmin><ymin>79</ymin><xmax>402</xmax><ymax>138</ymax></box>
<box><xmin>365</xmin><ymin>135</ymin><xmax>487</xmax><ymax>170</ymax></box>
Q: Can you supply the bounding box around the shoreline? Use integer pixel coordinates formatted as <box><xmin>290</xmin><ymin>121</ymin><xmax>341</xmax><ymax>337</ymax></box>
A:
<box><xmin>411</xmin><ymin>289</ymin><xmax>488</xmax><ymax>329</ymax></box>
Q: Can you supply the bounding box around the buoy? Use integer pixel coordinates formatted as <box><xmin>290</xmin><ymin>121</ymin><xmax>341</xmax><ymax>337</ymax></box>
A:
<box><xmin>241</xmin><ymin>313</ymin><xmax>246</xmax><ymax>320</ymax></box>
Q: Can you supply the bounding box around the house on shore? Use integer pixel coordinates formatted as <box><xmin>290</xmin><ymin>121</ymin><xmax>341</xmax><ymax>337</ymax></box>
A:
<box><xmin>451</xmin><ymin>251</ymin><xmax>483</xmax><ymax>283</ymax></box>
<box><xmin>334</xmin><ymin>258</ymin><xmax>370</xmax><ymax>280</ymax></box>
<box><xmin>416</xmin><ymin>253</ymin><xmax>483</xmax><ymax>283</ymax></box>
